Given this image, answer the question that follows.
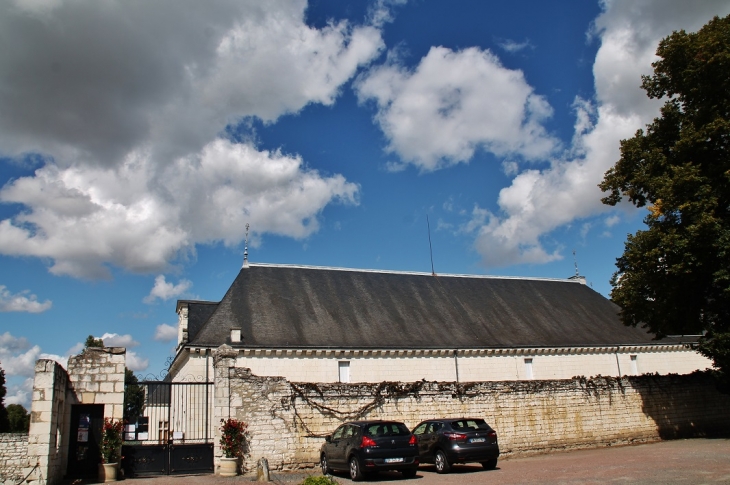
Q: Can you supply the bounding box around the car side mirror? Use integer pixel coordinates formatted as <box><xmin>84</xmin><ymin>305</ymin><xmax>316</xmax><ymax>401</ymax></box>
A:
<box><xmin>324</xmin><ymin>435</ymin><xmax>331</xmax><ymax>443</ymax></box>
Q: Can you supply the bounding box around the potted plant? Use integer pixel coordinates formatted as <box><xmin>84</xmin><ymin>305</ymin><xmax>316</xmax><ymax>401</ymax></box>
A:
<box><xmin>99</xmin><ymin>417</ymin><xmax>124</xmax><ymax>482</ymax></box>
<box><xmin>219</xmin><ymin>418</ymin><xmax>249</xmax><ymax>476</ymax></box>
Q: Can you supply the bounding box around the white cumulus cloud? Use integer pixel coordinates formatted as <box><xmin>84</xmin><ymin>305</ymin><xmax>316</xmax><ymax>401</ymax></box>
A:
<box><xmin>5</xmin><ymin>377</ymin><xmax>34</xmax><ymax>407</ymax></box>
<box><xmin>469</xmin><ymin>0</ymin><xmax>730</xmax><ymax>267</ymax></box>
<box><xmin>0</xmin><ymin>140</ymin><xmax>359</xmax><ymax>279</ymax></box>
<box><xmin>0</xmin><ymin>286</ymin><xmax>52</xmax><ymax>313</ymax></box>
<box><xmin>0</xmin><ymin>332</ymin><xmax>67</xmax><ymax>378</ymax></box>
<box><xmin>0</xmin><ymin>0</ymin><xmax>382</xmax><ymax>279</ymax></box>
<box><xmin>144</xmin><ymin>276</ymin><xmax>192</xmax><ymax>304</ymax></box>
<box><xmin>154</xmin><ymin>324</ymin><xmax>178</xmax><ymax>343</ymax></box>
<box><xmin>356</xmin><ymin>46</ymin><xmax>559</xmax><ymax>171</ymax></box>
<box><xmin>125</xmin><ymin>351</ymin><xmax>149</xmax><ymax>372</ymax></box>
<box><xmin>99</xmin><ymin>333</ymin><xmax>139</xmax><ymax>348</ymax></box>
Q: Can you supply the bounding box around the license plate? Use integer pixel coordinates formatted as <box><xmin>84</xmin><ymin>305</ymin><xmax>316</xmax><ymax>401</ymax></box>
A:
<box><xmin>470</xmin><ymin>438</ymin><xmax>486</xmax><ymax>443</ymax></box>
<box><xmin>384</xmin><ymin>458</ymin><xmax>404</xmax><ymax>463</ymax></box>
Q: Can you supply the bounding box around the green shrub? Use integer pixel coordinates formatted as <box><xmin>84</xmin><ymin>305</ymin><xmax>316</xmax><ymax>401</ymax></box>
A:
<box><xmin>300</xmin><ymin>475</ymin><xmax>340</xmax><ymax>485</ymax></box>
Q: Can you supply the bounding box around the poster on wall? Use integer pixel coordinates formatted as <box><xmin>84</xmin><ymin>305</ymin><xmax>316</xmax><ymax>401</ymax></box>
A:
<box><xmin>77</xmin><ymin>412</ymin><xmax>90</xmax><ymax>442</ymax></box>
<box><xmin>79</xmin><ymin>414</ymin><xmax>90</xmax><ymax>429</ymax></box>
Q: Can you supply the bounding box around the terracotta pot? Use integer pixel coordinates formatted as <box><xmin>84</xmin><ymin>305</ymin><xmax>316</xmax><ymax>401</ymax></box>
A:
<box><xmin>98</xmin><ymin>462</ymin><xmax>118</xmax><ymax>482</ymax></box>
<box><xmin>219</xmin><ymin>457</ymin><xmax>239</xmax><ymax>477</ymax></box>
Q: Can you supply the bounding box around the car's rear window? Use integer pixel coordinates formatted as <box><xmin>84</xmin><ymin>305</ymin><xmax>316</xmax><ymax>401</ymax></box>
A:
<box><xmin>449</xmin><ymin>419</ymin><xmax>490</xmax><ymax>431</ymax></box>
<box><xmin>365</xmin><ymin>422</ymin><xmax>410</xmax><ymax>437</ymax></box>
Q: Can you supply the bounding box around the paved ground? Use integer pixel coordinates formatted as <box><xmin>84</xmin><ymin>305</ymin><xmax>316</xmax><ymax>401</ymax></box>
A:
<box><xmin>90</xmin><ymin>438</ymin><xmax>730</xmax><ymax>484</ymax></box>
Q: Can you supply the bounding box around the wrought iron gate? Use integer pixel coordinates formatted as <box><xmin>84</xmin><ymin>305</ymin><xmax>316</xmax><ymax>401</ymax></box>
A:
<box><xmin>122</xmin><ymin>381</ymin><xmax>214</xmax><ymax>477</ymax></box>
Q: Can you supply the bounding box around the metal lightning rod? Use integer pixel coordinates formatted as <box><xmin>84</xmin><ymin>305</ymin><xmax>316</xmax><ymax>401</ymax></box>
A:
<box><xmin>427</xmin><ymin>215</ymin><xmax>435</xmax><ymax>276</ymax></box>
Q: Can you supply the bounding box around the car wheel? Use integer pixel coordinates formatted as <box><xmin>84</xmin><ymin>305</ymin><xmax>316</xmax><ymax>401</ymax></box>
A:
<box><xmin>401</xmin><ymin>467</ymin><xmax>418</xmax><ymax>478</ymax></box>
<box><xmin>321</xmin><ymin>453</ymin><xmax>332</xmax><ymax>475</ymax></box>
<box><xmin>481</xmin><ymin>458</ymin><xmax>498</xmax><ymax>470</ymax></box>
<box><xmin>349</xmin><ymin>456</ymin><xmax>364</xmax><ymax>481</ymax></box>
<box><xmin>434</xmin><ymin>450</ymin><xmax>451</xmax><ymax>474</ymax></box>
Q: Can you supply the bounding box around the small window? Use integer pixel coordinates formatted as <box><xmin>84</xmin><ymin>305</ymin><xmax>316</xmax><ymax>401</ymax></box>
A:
<box><xmin>630</xmin><ymin>355</ymin><xmax>638</xmax><ymax>375</ymax></box>
<box><xmin>524</xmin><ymin>358</ymin><xmax>534</xmax><ymax>380</ymax></box>
<box><xmin>332</xmin><ymin>425</ymin><xmax>345</xmax><ymax>440</ymax></box>
<box><xmin>413</xmin><ymin>423</ymin><xmax>428</xmax><ymax>435</ymax></box>
<box><xmin>158</xmin><ymin>420</ymin><xmax>169</xmax><ymax>443</ymax></box>
<box><xmin>338</xmin><ymin>361</ymin><xmax>350</xmax><ymax>383</ymax></box>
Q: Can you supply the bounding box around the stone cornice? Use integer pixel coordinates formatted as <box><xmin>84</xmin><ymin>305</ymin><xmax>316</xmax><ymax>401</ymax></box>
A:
<box><xmin>185</xmin><ymin>344</ymin><xmax>693</xmax><ymax>358</ymax></box>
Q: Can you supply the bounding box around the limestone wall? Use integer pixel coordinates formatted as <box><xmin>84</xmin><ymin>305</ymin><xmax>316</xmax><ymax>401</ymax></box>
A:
<box><xmin>27</xmin><ymin>359</ymin><xmax>70</xmax><ymax>485</ymax></box>
<box><xmin>214</xmin><ymin>358</ymin><xmax>730</xmax><ymax>472</ymax></box>
<box><xmin>66</xmin><ymin>347</ymin><xmax>126</xmax><ymax>420</ymax></box>
<box><xmin>0</xmin><ymin>433</ymin><xmax>29</xmax><ymax>483</ymax></box>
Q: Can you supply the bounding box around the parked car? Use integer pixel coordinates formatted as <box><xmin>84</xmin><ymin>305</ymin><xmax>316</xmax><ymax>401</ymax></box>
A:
<box><xmin>411</xmin><ymin>418</ymin><xmax>499</xmax><ymax>473</ymax></box>
<box><xmin>320</xmin><ymin>420</ymin><xmax>419</xmax><ymax>481</ymax></box>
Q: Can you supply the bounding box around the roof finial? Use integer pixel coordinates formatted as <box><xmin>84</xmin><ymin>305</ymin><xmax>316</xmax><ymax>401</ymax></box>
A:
<box><xmin>573</xmin><ymin>249</ymin><xmax>579</xmax><ymax>276</ymax></box>
<box><xmin>243</xmin><ymin>223</ymin><xmax>249</xmax><ymax>269</ymax></box>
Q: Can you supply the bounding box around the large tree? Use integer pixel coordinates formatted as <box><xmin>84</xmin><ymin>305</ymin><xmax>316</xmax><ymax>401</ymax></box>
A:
<box><xmin>124</xmin><ymin>368</ymin><xmax>145</xmax><ymax>423</ymax></box>
<box><xmin>600</xmin><ymin>15</ymin><xmax>730</xmax><ymax>385</ymax></box>
<box><xmin>7</xmin><ymin>404</ymin><xmax>30</xmax><ymax>433</ymax></box>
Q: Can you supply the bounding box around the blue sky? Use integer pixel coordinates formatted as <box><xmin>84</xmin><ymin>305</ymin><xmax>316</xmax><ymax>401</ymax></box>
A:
<box><xmin>2</xmin><ymin>0</ymin><xmax>729</xmax><ymax>407</ymax></box>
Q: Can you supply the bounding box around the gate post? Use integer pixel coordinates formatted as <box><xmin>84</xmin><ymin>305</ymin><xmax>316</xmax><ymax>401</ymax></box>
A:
<box><xmin>213</xmin><ymin>345</ymin><xmax>238</xmax><ymax>475</ymax></box>
<box><xmin>26</xmin><ymin>359</ymin><xmax>69</xmax><ymax>485</ymax></box>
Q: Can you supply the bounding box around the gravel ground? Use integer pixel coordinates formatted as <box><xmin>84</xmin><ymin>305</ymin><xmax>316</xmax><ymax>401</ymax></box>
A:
<box><xmin>69</xmin><ymin>438</ymin><xmax>730</xmax><ymax>485</ymax></box>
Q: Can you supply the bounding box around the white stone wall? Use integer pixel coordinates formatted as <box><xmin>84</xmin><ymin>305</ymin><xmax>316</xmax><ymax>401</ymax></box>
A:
<box><xmin>0</xmin><ymin>433</ymin><xmax>29</xmax><ymax>483</ymax></box>
<box><xmin>27</xmin><ymin>359</ymin><xmax>68</xmax><ymax>485</ymax></box>
<box><xmin>177</xmin><ymin>346</ymin><xmax>711</xmax><ymax>384</ymax></box>
<box><xmin>66</xmin><ymin>347</ymin><xmax>126</xmax><ymax>420</ymax></box>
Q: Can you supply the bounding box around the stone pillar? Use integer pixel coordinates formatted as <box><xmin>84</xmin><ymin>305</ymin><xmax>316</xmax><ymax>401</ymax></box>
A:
<box><xmin>213</xmin><ymin>344</ymin><xmax>238</xmax><ymax>474</ymax></box>
<box><xmin>27</xmin><ymin>359</ymin><xmax>69</xmax><ymax>485</ymax></box>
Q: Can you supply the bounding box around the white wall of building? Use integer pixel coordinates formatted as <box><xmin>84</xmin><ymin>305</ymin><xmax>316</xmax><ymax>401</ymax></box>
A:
<box><xmin>173</xmin><ymin>346</ymin><xmax>711</xmax><ymax>384</ymax></box>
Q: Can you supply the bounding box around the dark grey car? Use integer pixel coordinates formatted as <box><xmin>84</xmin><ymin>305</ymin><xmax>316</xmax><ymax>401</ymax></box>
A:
<box><xmin>320</xmin><ymin>420</ymin><xmax>419</xmax><ymax>481</ymax></box>
<box><xmin>412</xmin><ymin>418</ymin><xmax>499</xmax><ymax>473</ymax></box>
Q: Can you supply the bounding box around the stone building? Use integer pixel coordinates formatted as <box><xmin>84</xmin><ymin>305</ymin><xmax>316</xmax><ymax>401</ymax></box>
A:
<box><xmin>168</xmin><ymin>263</ymin><xmax>710</xmax><ymax>384</ymax></box>
<box><xmin>3</xmin><ymin>263</ymin><xmax>724</xmax><ymax>480</ymax></box>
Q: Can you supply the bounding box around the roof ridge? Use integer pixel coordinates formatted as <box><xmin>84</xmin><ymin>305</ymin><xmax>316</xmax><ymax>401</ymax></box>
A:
<box><xmin>247</xmin><ymin>262</ymin><xmax>576</xmax><ymax>283</ymax></box>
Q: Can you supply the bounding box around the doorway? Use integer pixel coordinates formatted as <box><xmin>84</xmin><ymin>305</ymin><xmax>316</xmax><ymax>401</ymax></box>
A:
<box><xmin>67</xmin><ymin>404</ymin><xmax>104</xmax><ymax>479</ymax></box>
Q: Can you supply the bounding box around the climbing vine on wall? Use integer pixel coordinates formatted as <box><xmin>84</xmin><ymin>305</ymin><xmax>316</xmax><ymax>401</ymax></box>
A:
<box><xmin>287</xmin><ymin>380</ymin><xmax>428</xmax><ymax>437</ymax></box>
<box><xmin>283</xmin><ymin>375</ymin><xmax>676</xmax><ymax>437</ymax></box>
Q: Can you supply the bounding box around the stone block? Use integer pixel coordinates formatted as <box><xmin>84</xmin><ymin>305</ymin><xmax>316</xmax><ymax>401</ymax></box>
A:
<box><xmin>99</xmin><ymin>382</ymin><xmax>115</xmax><ymax>393</ymax></box>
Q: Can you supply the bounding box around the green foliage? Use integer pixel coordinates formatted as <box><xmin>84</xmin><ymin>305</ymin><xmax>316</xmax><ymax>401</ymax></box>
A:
<box><xmin>300</xmin><ymin>476</ymin><xmax>340</xmax><ymax>485</ymax></box>
<box><xmin>85</xmin><ymin>335</ymin><xmax>104</xmax><ymax>348</ymax></box>
<box><xmin>124</xmin><ymin>368</ymin><xmax>145</xmax><ymax>423</ymax></box>
<box><xmin>219</xmin><ymin>418</ymin><xmax>249</xmax><ymax>458</ymax></box>
<box><xmin>599</xmin><ymin>15</ymin><xmax>730</xmax><ymax>387</ymax></box>
<box><xmin>7</xmin><ymin>404</ymin><xmax>30</xmax><ymax>433</ymax></box>
<box><xmin>0</xmin><ymin>365</ymin><xmax>8</xmax><ymax>432</ymax></box>
<box><xmin>100</xmin><ymin>417</ymin><xmax>124</xmax><ymax>463</ymax></box>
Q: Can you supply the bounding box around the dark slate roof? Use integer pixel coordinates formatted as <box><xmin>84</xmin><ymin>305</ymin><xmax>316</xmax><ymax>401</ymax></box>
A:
<box><xmin>179</xmin><ymin>300</ymin><xmax>218</xmax><ymax>343</ymax></box>
<box><xmin>186</xmin><ymin>264</ymin><xmax>666</xmax><ymax>349</ymax></box>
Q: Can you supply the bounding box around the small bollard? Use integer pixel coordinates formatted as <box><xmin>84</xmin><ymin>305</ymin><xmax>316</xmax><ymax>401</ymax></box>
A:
<box><xmin>257</xmin><ymin>457</ymin><xmax>270</xmax><ymax>482</ymax></box>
